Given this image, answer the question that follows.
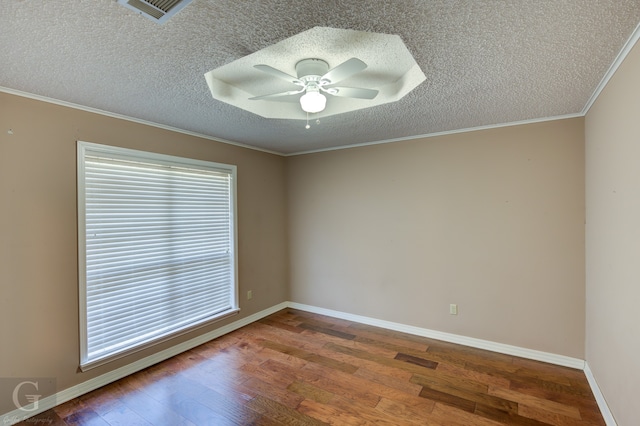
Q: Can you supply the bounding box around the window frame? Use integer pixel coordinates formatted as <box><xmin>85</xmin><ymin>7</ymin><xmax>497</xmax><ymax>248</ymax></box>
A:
<box><xmin>77</xmin><ymin>141</ymin><xmax>239</xmax><ymax>371</ymax></box>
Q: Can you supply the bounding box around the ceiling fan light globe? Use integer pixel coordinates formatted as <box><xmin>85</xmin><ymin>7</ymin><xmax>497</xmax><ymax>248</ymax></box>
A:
<box><xmin>300</xmin><ymin>91</ymin><xmax>327</xmax><ymax>113</ymax></box>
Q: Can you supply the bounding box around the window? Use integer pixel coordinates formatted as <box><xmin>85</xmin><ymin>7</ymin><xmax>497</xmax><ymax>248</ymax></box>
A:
<box><xmin>77</xmin><ymin>141</ymin><xmax>237</xmax><ymax>370</ymax></box>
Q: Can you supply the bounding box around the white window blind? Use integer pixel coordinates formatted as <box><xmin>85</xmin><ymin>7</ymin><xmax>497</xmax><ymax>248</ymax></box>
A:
<box><xmin>77</xmin><ymin>142</ymin><xmax>238</xmax><ymax>370</ymax></box>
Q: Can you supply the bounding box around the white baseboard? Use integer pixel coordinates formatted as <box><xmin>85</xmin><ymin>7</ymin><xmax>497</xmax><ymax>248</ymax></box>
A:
<box><xmin>0</xmin><ymin>302</ymin><xmax>288</xmax><ymax>425</ymax></box>
<box><xmin>287</xmin><ymin>302</ymin><xmax>585</xmax><ymax>369</ymax></box>
<box><xmin>3</xmin><ymin>301</ymin><xmax>612</xmax><ymax>425</ymax></box>
<box><xmin>584</xmin><ymin>363</ymin><xmax>617</xmax><ymax>426</ymax></box>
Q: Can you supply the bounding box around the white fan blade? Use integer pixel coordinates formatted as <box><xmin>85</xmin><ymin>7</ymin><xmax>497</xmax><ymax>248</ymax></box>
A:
<box><xmin>254</xmin><ymin>64</ymin><xmax>303</xmax><ymax>85</ymax></box>
<box><xmin>250</xmin><ymin>88</ymin><xmax>305</xmax><ymax>100</ymax></box>
<box><xmin>322</xmin><ymin>86</ymin><xmax>378</xmax><ymax>99</ymax></box>
<box><xmin>320</xmin><ymin>58</ymin><xmax>367</xmax><ymax>84</ymax></box>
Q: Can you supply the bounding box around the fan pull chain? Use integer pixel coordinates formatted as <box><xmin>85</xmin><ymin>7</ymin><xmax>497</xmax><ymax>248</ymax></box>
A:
<box><xmin>304</xmin><ymin>113</ymin><xmax>322</xmax><ymax>130</ymax></box>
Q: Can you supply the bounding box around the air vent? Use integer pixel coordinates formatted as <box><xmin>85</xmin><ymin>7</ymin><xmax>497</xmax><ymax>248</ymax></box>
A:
<box><xmin>117</xmin><ymin>0</ymin><xmax>194</xmax><ymax>24</ymax></box>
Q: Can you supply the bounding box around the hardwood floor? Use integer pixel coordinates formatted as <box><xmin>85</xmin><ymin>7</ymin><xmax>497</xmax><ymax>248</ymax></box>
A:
<box><xmin>18</xmin><ymin>309</ymin><xmax>604</xmax><ymax>425</ymax></box>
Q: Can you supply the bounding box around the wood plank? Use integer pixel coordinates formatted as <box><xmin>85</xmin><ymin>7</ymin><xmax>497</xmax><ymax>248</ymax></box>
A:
<box><xmin>474</xmin><ymin>403</ymin><xmax>552</xmax><ymax>426</ymax></box>
<box><xmin>288</xmin><ymin>311</ymin><xmax>356</xmax><ymax>328</ymax></box>
<box><xmin>509</xmin><ymin>378</ymin><xmax>601</xmax><ymax>408</ymax></box>
<box><xmin>52</xmin><ymin>395</ymin><xmax>88</xmax><ymax>419</ymax></box>
<box><xmin>353</xmin><ymin>367</ymin><xmax>423</xmax><ymax>396</ymax></box>
<box><xmin>119</xmin><ymin>389</ymin><xmax>196</xmax><ymax>426</ymax></box>
<box><xmin>297</xmin><ymin>322</ymin><xmax>357</xmax><ymax>340</ymax></box>
<box><xmin>240</xmin><ymin>322</ymin><xmax>329</xmax><ymax>352</ymax></box>
<box><xmin>409</xmin><ymin>368</ymin><xmax>491</xmax><ymax>395</ymax></box>
<box><xmin>239</xmin><ymin>376</ymin><xmax>305</xmax><ymax>409</ymax></box>
<box><xmin>346</xmin><ymin>323</ymin><xmax>432</xmax><ymax>351</ymax></box>
<box><xmin>297</xmin><ymin>363</ymin><xmax>381</xmax><ymax>408</ymax></box>
<box><xmin>287</xmin><ymin>380</ymin><xmax>335</xmax><ymax>404</ymax></box>
<box><xmin>436</xmin><ymin>360</ymin><xmax>512</xmax><ymax>388</ymax></box>
<box><xmin>313</xmin><ymin>343</ymin><xmax>415</xmax><ymax>381</ymax></box>
<box><xmin>322</xmin><ymin>393</ymin><xmax>414</xmax><ymax>426</ymax></box>
<box><xmin>301</xmin><ymin>360</ymin><xmax>429</xmax><ymax>410</ymax></box>
<box><xmin>258</xmin><ymin>317</ymin><xmax>305</xmax><ymax>334</ymax></box>
<box><xmin>346</xmin><ymin>321</ymin><xmax>435</xmax><ymax>345</ymax></box>
<box><xmin>395</xmin><ymin>352</ymin><xmax>439</xmax><ymax>369</ymax></box>
<box><xmin>192</xmin><ymin>386</ymin><xmax>264</xmax><ymax>425</ymax></box>
<box><xmin>262</xmin><ymin>340</ymin><xmax>358</xmax><ymax>374</ymax></box>
<box><xmin>247</xmin><ymin>394</ymin><xmax>327</xmax><ymax>426</ymax></box>
<box><xmin>517</xmin><ymin>404</ymin><xmax>605</xmax><ymax>426</ymax></box>
<box><xmin>352</xmin><ymin>335</ymin><xmax>430</xmax><ymax>357</ymax></box>
<box><xmin>417</xmin><ymin>379</ymin><xmax>518</xmax><ymax>415</ymax></box>
<box><xmin>325</xmin><ymin>342</ymin><xmax>443</xmax><ymax>377</ymax></box>
<box><xmin>291</xmin><ymin>315</ymin><xmax>436</xmax><ymax>357</ymax></box>
<box><xmin>418</xmin><ymin>386</ymin><xmax>477</xmax><ymax>413</ymax></box>
<box><xmin>296</xmin><ymin>398</ymin><xmax>365</xmax><ymax>426</ymax></box>
<box><xmin>512</xmin><ymin>357</ymin><xmax>587</xmax><ymax>382</ymax></box>
<box><xmin>426</xmin><ymin>345</ymin><xmax>522</xmax><ymax>372</ymax></box>
<box><xmin>78</xmin><ymin>382</ymin><xmax>128</xmax><ymax>416</ymax></box>
<box><xmin>375</xmin><ymin>397</ymin><xmax>435</xmax><ymax>424</ymax></box>
<box><xmin>489</xmin><ymin>385</ymin><xmax>583</xmax><ymax>419</ymax></box>
<box><xmin>22</xmin><ymin>309</ymin><xmax>605</xmax><ymax>426</ymax></box>
<box><xmin>63</xmin><ymin>408</ymin><xmax>111</xmax><ymax>426</ymax></box>
<box><xmin>98</xmin><ymin>404</ymin><xmax>154</xmax><ymax>426</ymax></box>
<box><xmin>240</xmin><ymin>358</ymin><xmax>310</xmax><ymax>392</ymax></box>
<box><xmin>430</xmin><ymin>402</ymin><xmax>505</xmax><ymax>426</ymax></box>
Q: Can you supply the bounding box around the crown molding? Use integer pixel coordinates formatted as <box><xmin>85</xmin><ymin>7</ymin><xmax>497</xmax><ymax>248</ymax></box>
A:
<box><xmin>286</xmin><ymin>113</ymin><xmax>584</xmax><ymax>156</ymax></box>
<box><xmin>0</xmin><ymin>87</ymin><xmax>281</xmax><ymax>156</ymax></box>
<box><xmin>582</xmin><ymin>22</ymin><xmax>640</xmax><ymax>115</ymax></box>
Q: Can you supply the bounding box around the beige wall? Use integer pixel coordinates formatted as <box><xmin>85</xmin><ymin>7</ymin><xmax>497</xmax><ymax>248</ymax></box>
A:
<box><xmin>585</xmin><ymin>40</ymin><xmax>640</xmax><ymax>425</ymax></box>
<box><xmin>0</xmin><ymin>92</ymin><xmax>288</xmax><ymax>414</ymax></box>
<box><xmin>287</xmin><ymin>119</ymin><xmax>585</xmax><ymax>358</ymax></box>
<box><xmin>2</xmin><ymin>75</ymin><xmax>614</xmax><ymax>417</ymax></box>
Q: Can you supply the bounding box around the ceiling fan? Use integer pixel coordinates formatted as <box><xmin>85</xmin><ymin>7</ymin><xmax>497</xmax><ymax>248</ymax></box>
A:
<box><xmin>249</xmin><ymin>58</ymin><xmax>379</xmax><ymax>114</ymax></box>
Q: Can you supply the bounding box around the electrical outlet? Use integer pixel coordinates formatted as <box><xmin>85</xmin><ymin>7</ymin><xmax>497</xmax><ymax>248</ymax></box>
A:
<box><xmin>449</xmin><ymin>304</ymin><xmax>458</xmax><ymax>315</ymax></box>
<box><xmin>247</xmin><ymin>290</ymin><xmax>252</xmax><ymax>300</ymax></box>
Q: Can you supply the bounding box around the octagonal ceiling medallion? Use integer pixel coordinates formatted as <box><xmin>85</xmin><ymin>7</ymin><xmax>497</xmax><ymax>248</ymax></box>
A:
<box><xmin>205</xmin><ymin>26</ymin><xmax>426</xmax><ymax>120</ymax></box>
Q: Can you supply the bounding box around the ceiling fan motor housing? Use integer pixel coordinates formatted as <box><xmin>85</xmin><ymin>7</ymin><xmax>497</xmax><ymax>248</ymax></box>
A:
<box><xmin>296</xmin><ymin>58</ymin><xmax>329</xmax><ymax>80</ymax></box>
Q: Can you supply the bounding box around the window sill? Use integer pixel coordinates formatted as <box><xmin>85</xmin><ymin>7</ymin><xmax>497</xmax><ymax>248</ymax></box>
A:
<box><xmin>80</xmin><ymin>308</ymin><xmax>240</xmax><ymax>372</ymax></box>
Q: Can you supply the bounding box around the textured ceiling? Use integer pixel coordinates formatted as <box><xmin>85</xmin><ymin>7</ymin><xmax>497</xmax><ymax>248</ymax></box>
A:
<box><xmin>204</xmin><ymin>27</ymin><xmax>426</xmax><ymax>120</ymax></box>
<box><xmin>1</xmin><ymin>1</ymin><xmax>639</xmax><ymax>155</ymax></box>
